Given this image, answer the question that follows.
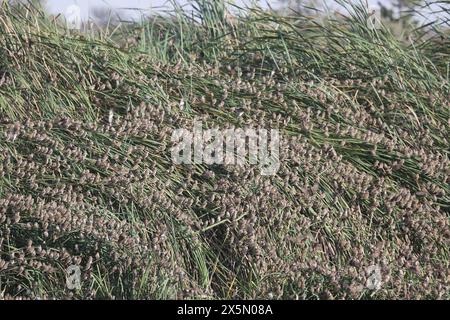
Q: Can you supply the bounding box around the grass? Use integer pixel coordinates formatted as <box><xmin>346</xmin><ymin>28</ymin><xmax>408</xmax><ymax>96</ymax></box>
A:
<box><xmin>0</xmin><ymin>0</ymin><xmax>449</xmax><ymax>299</ymax></box>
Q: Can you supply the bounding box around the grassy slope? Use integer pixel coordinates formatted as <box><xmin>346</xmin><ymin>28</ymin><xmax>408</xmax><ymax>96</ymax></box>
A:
<box><xmin>0</xmin><ymin>1</ymin><xmax>449</xmax><ymax>299</ymax></box>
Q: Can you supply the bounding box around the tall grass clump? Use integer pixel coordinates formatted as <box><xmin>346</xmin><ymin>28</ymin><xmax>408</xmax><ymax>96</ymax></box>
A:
<box><xmin>0</xmin><ymin>0</ymin><xmax>449</xmax><ymax>299</ymax></box>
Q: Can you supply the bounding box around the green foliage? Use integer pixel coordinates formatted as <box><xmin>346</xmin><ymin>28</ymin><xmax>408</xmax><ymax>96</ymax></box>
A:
<box><xmin>0</xmin><ymin>0</ymin><xmax>449</xmax><ymax>300</ymax></box>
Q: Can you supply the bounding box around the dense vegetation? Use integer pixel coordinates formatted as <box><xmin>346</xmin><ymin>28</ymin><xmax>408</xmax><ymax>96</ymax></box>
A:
<box><xmin>0</xmin><ymin>1</ymin><xmax>449</xmax><ymax>299</ymax></box>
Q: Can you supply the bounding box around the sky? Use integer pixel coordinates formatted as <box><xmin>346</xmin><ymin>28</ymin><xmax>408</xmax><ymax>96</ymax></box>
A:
<box><xmin>45</xmin><ymin>0</ymin><xmax>446</xmax><ymax>23</ymax></box>
<box><xmin>47</xmin><ymin>0</ymin><xmax>391</xmax><ymax>17</ymax></box>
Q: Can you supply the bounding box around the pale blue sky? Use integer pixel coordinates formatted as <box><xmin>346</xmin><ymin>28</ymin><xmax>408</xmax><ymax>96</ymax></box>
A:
<box><xmin>47</xmin><ymin>0</ymin><xmax>389</xmax><ymax>16</ymax></box>
<box><xmin>45</xmin><ymin>0</ymin><xmax>446</xmax><ymax>23</ymax></box>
